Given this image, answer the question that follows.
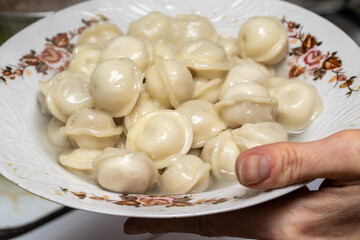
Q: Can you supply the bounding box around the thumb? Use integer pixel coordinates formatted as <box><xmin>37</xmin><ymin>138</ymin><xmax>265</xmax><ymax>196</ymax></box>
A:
<box><xmin>235</xmin><ymin>129</ymin><xmax>360</xmax><ymax>189</ymax></box>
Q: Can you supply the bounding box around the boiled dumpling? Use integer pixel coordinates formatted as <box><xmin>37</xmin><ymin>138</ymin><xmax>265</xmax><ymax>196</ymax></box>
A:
<box><xmin>215</xmin><ymin>82</ymin><xmax>278</xmax><ymax>128</ymax></box>
<box><xmin>92</xmin><ymin>148</ymin><xmax>158</xmax><ymax>193</ymax></box>
<box><xmin>217</xmin><ymin>34</ymin><xmax>240</xmax><ymax>59</ymax></box>
<box><xmin>233</xmin><ymin>57</ymin><xmax>276</xmax><ymax>79</ymax></box>
<box><xmin>219</xmin><ymin>63</ymin><xmax>270</xmax><ymax>98</ymax></box>
<box><xmin>126</xmin><ymin>110</ymin><xmax>193</xmax><ymax>169</ymax></box>
<box><xmin>270</xmin><ymin>80</ymin><xmax>323</xmax><ymax>133</ymax></box>
<box><xmin>99</xmin><ymin>35</ymin><xmax>154</xmax><ymax>74</ymax></box>
<box><xmin>77</xmin><ymin>21</ymin><xmax>124</xmax><ymax>48</ymax></box>
<box><xmin>59</xmin><ymin>148</ymin><xmax>102</xmax><ymax>179</ymax></box>
<box><xmin>268</xmin><ymin>76</ymin><xmax>288</xmax><ymax>88</ymax></box>
<box><xmin>90</xmin><ymin>58</ymin><xmax>142</xmax><ymax>118</ymax></box>
<box><xmin>42</xmin><ymin>70</ymin><xmax>94</xmax><ymax>123</ymax></box>
<box><xmin>192</xmin><ymin>77</ymin><xmax>221</xmax><ymax>103</ymax></box>
<box><xmin>47</xmin><ymin>117</ymin><xmax>72</xmax><ymax>149</ymax></box>
<box><xmin>176</xmin><ymin>38</ymin><xmax>232</xmax><ymax>79</ymax></box>
<box><xmin>123</xmin><ymin>91</ymin><xmax>164</xmax><ymax>134</ymax></box>
<box><xmin>168</xmin><ymin>14</ymin><xmax>217</xmax><ymax>47</ymax></box>
<box><xmin>237</xmin><ymin>16</ymin><xmax>288</xmax><ymax>65</ymax></box>
<box><xmin>201</xmin><ymin>130</ymin><xmax>240</xmax><ymax>180</ymax></box>
<box><xmin>153</xmin><ymin>39</ymin><xmax>175</xmax><ymax>60</ymax></box>
<box><xmin>232</xmin><ymin>122</ymin><xmax>288</xmax><ymax>152</ymax></box>
<box><xmin>176</xmin><ymin>100</ymin><xmax>226</xmax><ymax>148</ymax></box>
<box><xmin>61</xmin><ymin>109</ymin><xmax>123</xmax><ymax>149</ymax></box>
<box><xmin>145</xmin><ymin>57</ymin><xmax>194</xmax><ymax>108</ymax></box>
<box><xmin>68</xmin><ymin>43</ymin><xmax>101</xmax><ymax>77</ymax></box>
<box><xmin>127</xmin><ymin>11</ymin><xmax>172</xmax><ymax>42</ymax></box>
<box><xmin>158</xmin><ymin>155</ymin><xmax>211</xmax><ymax>194</ymax></box>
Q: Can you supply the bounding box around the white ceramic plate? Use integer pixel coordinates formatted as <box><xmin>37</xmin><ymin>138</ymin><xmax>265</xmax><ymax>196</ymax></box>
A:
<box><xmin>0</xmin><ymin>0</ymin><xmax>359</xmax><ymax>218</ymax></box>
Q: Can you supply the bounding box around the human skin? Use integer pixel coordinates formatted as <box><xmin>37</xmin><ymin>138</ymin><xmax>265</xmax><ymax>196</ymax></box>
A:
<box><xmin>124</xmin><ymin>129</ymin><xmax>360</xmax><ymax>239</ymax></box>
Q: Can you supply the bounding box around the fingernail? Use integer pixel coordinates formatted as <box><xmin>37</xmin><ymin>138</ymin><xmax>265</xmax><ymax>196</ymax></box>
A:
<box><xmin>124</xmin><ymin>222</ymin><xmax>146</xmax><ymax>235</ymax></box>
<box><xmin>238</xmin><ymin>154</ymin><xmax>271</xmax><ymax>185</ymax></box>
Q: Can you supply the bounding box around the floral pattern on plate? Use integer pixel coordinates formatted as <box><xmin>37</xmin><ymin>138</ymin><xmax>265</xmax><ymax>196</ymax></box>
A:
<box><xmin>0</xmin><ymin>14</ymin><xmax>108</xmax><ymax>85</ymax></box>
<box><xmin>283</xmin><ymin>17</ymin><xmax>359</xmax><ymax>97</ymax></box>
<box><xmin>60</xmin><ymin>187</ymin><xmax>262</xmax><ymax>208</ymax></box>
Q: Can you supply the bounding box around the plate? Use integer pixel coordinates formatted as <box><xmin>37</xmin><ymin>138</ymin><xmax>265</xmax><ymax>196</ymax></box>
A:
<box><xmin>0</xmin><ymin>0</ymin><xmax>359</xmax><ymax>218</ymax></box>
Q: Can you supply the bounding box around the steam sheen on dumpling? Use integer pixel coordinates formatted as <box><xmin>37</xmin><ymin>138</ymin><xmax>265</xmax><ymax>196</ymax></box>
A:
<box><xmin>77</xmin><ymin>21</ymin><xmax>124</xmax><ymax>48</ymax></box>
<box><xmin>126</xmin><ymin>110</ymin><xmax>193</xmax><ymax>169</ymax></box>
<box><xmin>158</xmin><ymin>155</ymin><xmax>211</xmax><ymax>194</ymax></box>
<box><xmin>237</xmin><ymin>16</ymin><xmax>288</xmax><ymax>65</ymax></box>
<box><xmin>176</xmin><ymin>38</ymin><xmax>232</xmax><ymax>79</ymax></box>
<box><xmin>232</xmin><ymin>122</ymin><xmax>288</xmax><ymax>152</ymax></box>
<box><xmin>201</xmin><ymin>130</ymin><xmax>240</xmax><ymax>180</ymax></box>
<box><xmin>128</xmin><ymin>11</ymin><xmax>172</xmax><ymax>42</ymax></box>
<box><xmin>176</xmin><ymin>100</ymin><xmax>226</xmax><ymax>148</ymax></box>
<box><xmin>61</xmin><ymin>109</ymin><xmax>123</xmax><ymax>149</ymax></box>
<box><xmin>100</xmin><ymin>35</ymin><xmax>154</xmax><ymax>74</ymax></box>
<box><xmin>92</xmin><ymin>148</ymin><xmax>158</xmax><ymax>193</ymax></box>
<box><xmin>59</xmin><ymin>148</ymin><xmax>102</xmax><ymax>179</ymax></box>
<box><xmin>270</xmin><ymin>80</ymin><xmax>323</xmax><ymax>133</ymax></box>
<box><xmin>68</xmin><ymin>43</ymin><xmax>102</xmax><ymax>77</ymax></box>
<box><xmin>145</xmin><ymin>57</ymin><xmax>194</xmax><ymax>108</ymax></box>
<box><xmin>47</xmin><ymin>117</ymin><xmax>72</xmax><ymax>148</ymax></box>
<box><xmin>219</xmin><ymin>63</ymin><xmax>270</xmax><ymax>98</ymax></box>
<box><xmin>90</xmin><ymin>58</ymin><xmax>142</xmax><ymax>117</ymax></box>
<box><xmin>168</xmin><ymin>14</ymin><xmax>218</xmax><ymax>47</ymax></box>
<box><xmin>215</xmin><ymin>82</ymin><xmax>278</xmax><ymax>128</ymax></box>
<box><xmin>42</xmin><ymin>70</ymin><xmax>94</xmax><ymax>123</ymax></box>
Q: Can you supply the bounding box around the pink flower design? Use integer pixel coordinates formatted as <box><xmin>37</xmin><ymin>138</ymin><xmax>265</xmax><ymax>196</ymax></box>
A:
<box><xmin>301</xmin><ymin>47</ymin><xmax>326</xmax><ymax>71</ymax></box>
<box><xmin>139</xmin><ymin>196</ymin><xmax>176</xmax><ymax>207</ymax></box>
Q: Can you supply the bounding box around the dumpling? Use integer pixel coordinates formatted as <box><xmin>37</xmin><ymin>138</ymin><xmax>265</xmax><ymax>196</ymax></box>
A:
<box><xmin>232</xmin><ymin>122</ymin><xmax>288</xmax><ymax>152</ymax></box>
<box><xmin>59</xmin><ymin>148</ymin><xmax>102</xmax><ymax>179</ymax></box>
<box><xmin>201</xmin><ymin>130</ymin><xmax>240</xmax><ymax>180</ymax></box>
<box><xmin>99</xmin><ymin>35</ymin><xmax>154</xmax><ymax>74</ymax></box>
<box><xmin>145</xmin><ymin>57</ymin><xmax>194</xmax><ymax>108</ymax></box>
<box><xmin>191</xmin><ymin>77</ymin><xmax>221</xmax><ymax>103</ymax></box>
<box><xmin>176</xmin><ymin>38</ymin><xmax>232</xmax><ymax>79</ymax></box>
<box><xmin>219</xmin><ymin>63</ymin><xmax>270</xmax><ymax>98</ymax></box>
<box><xmin>126</xmin><ymin>110</ymin><xmax>193</xmax><ymax>169</ymax></box>
<box><xmin>217</xmin><ymin>34</ymin><xmax>240</xmax><ymax>59</ymax></box>
<box><xmin>92</xmin><ymin>148</ymin><xmax>158</xmax><ymax>193</ymax></box>
<box><xmin>90</xmin><ymin>58</ymin><xmax>142</xmax><ymax>118</ymax></box>
<box><xmin>153</xmin><ymin>39</ymin><xmax>175</xmax><ymax>60</ymax></box>
<box><xmin>47</xmin><ymin>117</ymin><xmax>72</xmax><ymax>149</ymax></box>
<box><xmin>68</xmin><ymin>43</ymin><xmax>101</xmax><ymax>77</ymax></box>
<box><xmin>77</xmin><ymin>21</ymin><xmax>124</xmax><ymax>48</ymax></box>
<box><xmin>268</xmin><ymin>76</ymin><xmax>288</xmax><ymax>88</ymax></box>
<box><xmin>127</xmin><ymin>11</ymin><xmax>172</xmax><ymax>42</ymax></box>
<box><xmin>123</xmin><ymin>91</ymin><xmax>164</xmax><ymax>134</ymax></box>
<box><xmin>158</xmin><ymin>155</ymin><xmax>211</xmax><ymax>194</ymax></box>
<box><xmin>270</xmin><ymin>80</ymin><xmax>323</xmax><ymax>133</ymax></box>
<box><xmin>176</xmin><ymin>100</ymin><xmax>226</xmax><ymax>148</ymax></box>
<box><xmin>61</xmin><ymin>109</ymin><xmax>123</xmax><ymax>149</ymax></box>
<box><xmin>168</xmin><ymin>14</ymin><xmax>217</xmax><ymax>47</ymax></box>
<box><xmin>233</xmin><ymin>57</ymin><xmax>276</xmax><ymax>79</ymax></box>
<box><xmin>42</xmin><ymin>70</ymin><xmax>94</xmax><ymax>122</ymax></box>
<box><xmin>215</xmin><ymin>82</ymin><xmax>278</xmax><ymax>128</ymax></box>
<box><xmin>237</xmin><ymin>16</ymin><xmax>288</xmax><ymax>65</ymax></box>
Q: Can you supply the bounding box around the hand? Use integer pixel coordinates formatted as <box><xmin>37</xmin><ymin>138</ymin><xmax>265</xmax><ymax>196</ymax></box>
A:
<box><xmin>124</xmin><ymin>130</ymin><xmax>360</xmax><ymax>239</ymax></box>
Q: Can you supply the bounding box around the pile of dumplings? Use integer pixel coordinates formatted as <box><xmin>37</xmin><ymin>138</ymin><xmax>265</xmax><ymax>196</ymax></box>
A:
<box><xmin>38</xmin><ymin>12</ymin><xmax>323</xmax><ymax>195</ymax></box>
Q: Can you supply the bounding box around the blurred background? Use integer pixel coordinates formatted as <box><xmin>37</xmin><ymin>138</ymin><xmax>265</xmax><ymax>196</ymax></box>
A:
<box><xmin>0</xmin><ymin>0</ymin><xmax>360</xmax><ymax>239</ymax></box>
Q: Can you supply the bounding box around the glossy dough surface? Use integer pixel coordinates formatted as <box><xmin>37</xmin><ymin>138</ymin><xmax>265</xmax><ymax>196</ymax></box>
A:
<box><xmin>38</xmin><ymin>12</ymin><xmax>323</xmax><ymax>195</ymax></box>
<box><xmin>126</xmin><ymin>110</ymin><xmax>193</xmax><ymax>169</ymax></box>
<box><xmin>238</xmin><ymin>16</ymin><xmax>288</xmax><ymax>65</ymax></box>
<box><xmin>90</xmin><ymin>58</ymin><xmax>142</xmax><ymax>117</ymax></box>
<box><xmin>92</xmin><ymin>148</ymin><xmax>158</xmax><ymax>193</ymax></box>
<box><xmin>159</xmin><ymin>155</ymin><xmax>211</xmax><ymax>194</ymax></box>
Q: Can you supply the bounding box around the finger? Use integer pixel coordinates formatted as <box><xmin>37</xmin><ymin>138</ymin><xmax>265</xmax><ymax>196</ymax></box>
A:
<box><xmin>124</xmin><ymin>187</ymin><xmax>310</xmax><ymax>239</ymax></box>
<box><xmin>235</xmin><ymin>129</ymin><xmax>360</xmax><ymax>189</ymax></box>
